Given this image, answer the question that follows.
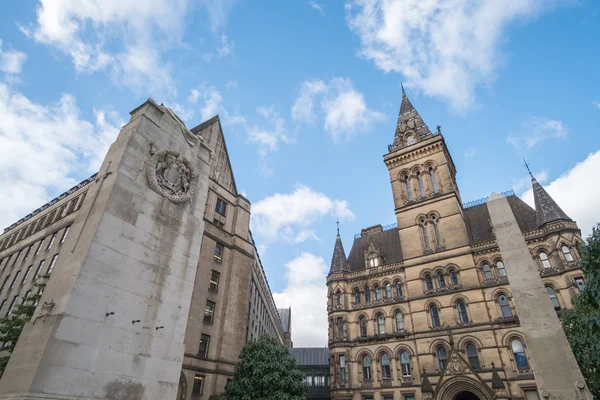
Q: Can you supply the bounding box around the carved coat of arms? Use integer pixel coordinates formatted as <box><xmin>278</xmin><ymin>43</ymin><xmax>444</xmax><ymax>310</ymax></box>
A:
<box><xmin>147</xmin><ymin>149</ymin><xmax>197</xmax><ymax>203</ymax></box>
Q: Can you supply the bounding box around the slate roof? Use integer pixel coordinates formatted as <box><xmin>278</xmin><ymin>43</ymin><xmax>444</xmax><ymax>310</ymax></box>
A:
<box><xmin>347</xmin><ymin>227</ymin><xmax>403</xmax><ymax>272</ymax></box>
<box><xmin>393</xmin><ymin>86</ymin><xmax>433</xmax><ymax>141</ymax></box>
<box><xmin>288</xmin><ymin>348</ymin><xmax>329</xmax><ymax>366</ymax></box>
<box><xmin>531</xmin><ymin>177</ymin><xmax>571</xmax><ymax>227</ymax></box>
<box><xmin>329</xmin><ymin>234</ymin><xmax>350</xmax><ymax>274</ymax></box>
<box><xmin>278</xmin><ymin>308</ymin><xmax>291</xmax><ymax>333</ymax></box>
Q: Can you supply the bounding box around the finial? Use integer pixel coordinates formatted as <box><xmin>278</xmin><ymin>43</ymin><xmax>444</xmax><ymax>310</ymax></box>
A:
<box><xmin>491</xmin><ymin>361</ymin><xmax>495</xmax><ymax>369</ymax></box>
<box><xmin>336</xmin><ymin>217</ymin><xmax>340</xmax><ymax>236</ymax></box>
<box><xmin>436</xmin><ymin>125</ymin><xmax>442</xmax><ymax>135</ymax></box>
<box><xmin>523</xmin><ymin>158</ymin><xmax>534</xmax><ymax>179</ymax></box>
<box><xmin>401</xmin><ymin>82</ymin><xmax>406</xmax><ymax>97</ymax></box>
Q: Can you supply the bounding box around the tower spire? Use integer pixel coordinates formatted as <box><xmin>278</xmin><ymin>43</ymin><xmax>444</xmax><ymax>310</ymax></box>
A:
<box><xmin>525</xmin><ymin>162</ymin><xmax>572</xmax><ymax>228</ymax></box>
<box><xmin>336</xmin><ymin>217</ymin><xmax>340</xmax><ymax>236</ymax></box>
<box><xmin>391</xmin><ymin>86</ymin><xmax>432</xmax><ymax>148</ymax></box>
<box><xmin>329</xmin><ymin>223</ymin><xmax>349</xmax><ymax>275</ymax></box>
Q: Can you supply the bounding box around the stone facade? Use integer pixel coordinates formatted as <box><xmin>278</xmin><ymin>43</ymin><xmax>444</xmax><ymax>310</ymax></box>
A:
<box><xmin>326</xmin><ymin>90</ymin><xmax>588</xmax><ymax>400</ymax></box>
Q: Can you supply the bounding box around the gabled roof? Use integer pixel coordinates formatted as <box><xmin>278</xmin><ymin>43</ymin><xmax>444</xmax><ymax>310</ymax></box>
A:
<box><xmin>531</xmin><ymin>177</ymin><xmax>571</xmax><ymax>227</ymax></box>
<box><xmin>288</xmin><ymin>348</ymin><xmax>329</xmax><ymax>366</ymax></box>
<box><xmin>347</xmin><ymin>226</ymin><xmax>403</xmax><ymax>272</ymax></box>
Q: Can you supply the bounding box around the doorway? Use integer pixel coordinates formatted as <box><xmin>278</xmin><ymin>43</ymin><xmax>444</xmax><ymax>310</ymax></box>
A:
<box><xmin>454</xmin><ymin>391</ymin><xmax>480</xmax><ymax>400</ymax></box>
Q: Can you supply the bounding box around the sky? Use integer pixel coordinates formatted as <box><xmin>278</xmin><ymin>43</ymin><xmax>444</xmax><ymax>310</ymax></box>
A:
<box><xmin>1</xmin><ymin>0</ymin><xmax>599</xmax><ymax>348</ymax></box>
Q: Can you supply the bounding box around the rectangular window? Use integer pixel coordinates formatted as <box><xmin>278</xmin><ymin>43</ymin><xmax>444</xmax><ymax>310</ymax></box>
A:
<box><xmin>13</xmin><ymin>250</ymin><xmax>22</xmax><ymax>266</ymax></box>
<box><xmin>7</xmin><ymin>295</ymin><xmax>19</xmax><ymax>316</ymax></box>
<box><xmin>575</xmin><ymin>277</ymin><xmax>586</xmax><ymax>292</ymax></box>
<box><xmin>524</xmin><ymin>390</ymin><xmax>540</xmax><ymax>400</ymax></box>
<box><xmin>47</xmin><ymin>254</ymin><xmax>58</xmax><ymax>275</ymax></box>
<box><xmin>67</xmin><ymin>198</ymin><xmax>77</xmax><ymax>213</ymax></box>
<box><xmin>45</xmin><ymin>211</ymin><xmax>56</xmax><ymax>227</ymax></box>
<box><xmin>46</xmin><ymin>233</ymin><xmax>57</xmax><ymax>250</ymax></box>
<box><xmin>36</xmin><ymin>216</ymin><xmax>46</xmax><ymax>232</ymax></box>
<box><xmin>199</xmin><ymin>334</ymin><xmax>210</xmax><ymax>358</ymax></box>
<box><xmin>57</xmin><ymin>205</ymin><xmax>67</xmax><ymax>219</ymax></box>
<box><xmin>22</xmin><ymin>291</ymin><xmax>31</xmax><ymax>304</ymax></box>
<box><xmin>204</xmin><ymin>301</ymin><xmax>215</xmax><ymax>324</ymax></box>
<box><xmin>314</xmin><ymin>375</ymin><xmax>325</xmax><ymax>386</ymax></box>
<box><xmin>10</xmin><ymin>271</ymin><xmax>21</xmax><ymax>289</ymax></box>
<box><xmin>363</xmin><ymin>397</ymin><xmax>374</xmax><ymax>400</ymax></box>
<box><xmin>215</xmin><ymin>198</ymin><xmax>227</xmax><ymax>216</ymax></box>
<box><xmin>0</xmin><ymin>300</ymin><xmax>6</xmax><ymax>314</ymax></box>
<box><xmin>60</xmin><ymin>226</ymin><xmax>71</xmax><ymax>244</ymax></box>
<box><xmin>0</xmin><ymin>276</ymin><xmax>9</xmax><ymax>293</ymax></box>
<box><xmin>304</xmin><ymin>375</ymin><xmax>313</xmax><ymax>386</ymax></box>
<box><xmin>339</xmin><ymin>355</ymin><xmax>346</xmax><ymax>383</ymax></box>
<box><xmin>23</xmin><ymin>244</ymin><xmax>33</xmax><ymax>262</ymax></box>
<box><xmin>35</xmin><ymin>239</ymin><xmax>44</xmax><ymax>256</ymax></box>
<box><xmin>21</xmin><ymin>265</ymin><xmax>33</xmax><ymax>285</ymax></box>
<box><xmin>209</xmin><ymin>270</ymin><xmax>220</xmax><ymax>292</ymax></box>
<box><xmin>404</xmin><ymin>396</ymin><xmax>416</xmax><ymax>400</ymax></box>
<box><xmin>33</xmin><ymin>259</ymin><xmax>45</xmax><ymax>281</ymax></box>
<box><xmin>383</xmin><ymin>396</ymin><xmax>394</xmax><ymax>400</ymax></box>
<box><xmin>337</xmin><ymin>317</ymin><xmax>344</xmax><ymax>340</ymax></box>
<box><xmin>75</xmin><ymin>192</ymin><xmax>87</xmax><ymax>211</ymax></box>
<box><xmin>192</xmin><ymin>375</ymin><xmax>204</xmax><ymax>395</ymax></box>
<box><xmin>214</xmin><ymin>243</ymin><xmax>224</xmax><ymax>262</ymax></box>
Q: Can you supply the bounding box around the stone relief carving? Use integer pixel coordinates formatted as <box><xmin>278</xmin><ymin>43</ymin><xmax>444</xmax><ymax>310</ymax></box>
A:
<box><xmin>147</xmin><ymin>148</ymin><xmax>197</xmax><ymax>203</ymax></box>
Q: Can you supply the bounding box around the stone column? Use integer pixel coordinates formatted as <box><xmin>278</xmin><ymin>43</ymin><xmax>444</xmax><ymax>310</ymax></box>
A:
<box><xmin>486</xmin><ymin>193</ymin><xmax>592</xmax><ymax>400</ymax></box>
<box><xmin>0</xmin><ymin>99</ymin><xmax>212</xmax><ymax>400</ymax></box>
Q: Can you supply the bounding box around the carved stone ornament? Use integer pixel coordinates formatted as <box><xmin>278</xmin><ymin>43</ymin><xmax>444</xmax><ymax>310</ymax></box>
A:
<box><xmin>147</xmin><ymin>149</ymin><xmax>197</xmax><ymax>203</ymax></box>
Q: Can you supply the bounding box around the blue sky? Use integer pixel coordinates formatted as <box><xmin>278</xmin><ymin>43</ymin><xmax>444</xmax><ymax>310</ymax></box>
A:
<box><xmin>1</xmin><ymin>0</ymin><xmax>599</xmax><ymax>346</ymax></box>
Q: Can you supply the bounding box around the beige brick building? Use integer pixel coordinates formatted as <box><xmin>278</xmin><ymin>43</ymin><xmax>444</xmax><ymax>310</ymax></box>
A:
<box><xmin>326</xmin><ymin>89</ymin><xmax>586</xmax><ymax>400</ymax></box>
<box><xmin>0</xmin><ymin>110</ymin><xmax>282</xmax><ymax>400</ymax></box>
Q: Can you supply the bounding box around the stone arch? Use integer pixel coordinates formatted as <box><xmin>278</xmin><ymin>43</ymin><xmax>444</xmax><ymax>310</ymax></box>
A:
<box><xmin>370</xmin><ymin>308</ymin><xmax>388</xmax><ymax>319</ymax></box>
<box><xmin>355</xmin><ymin>348</ymin><xmax>375</xmax><ymax>362</ymax></box>
<box><xmin>457</xmin><ymin>335</ymin><xmax>484</xmax><ymax>351</ymax></box>
<box><xmin>428</xmin><ymin>338</ymin><xmax>450</xmax><ymax>354</ymax></box>
<box><xmin>500</xmin><ymin>330</ymin><xmax>526</xmax><ymax>347</ymax></box>
<box><xmin>374</xmin><ymin>346</ymin><xmax>393</xmax><ymax>361</ymax></box>
<box><xmin>354</xmin><ymin>312</ymin><xmax>369</xmax><ymax>322</ymax></box>
<box><xmin>392</xmin><ymin>343</ymin><xmax>415</xmax><ymax>359</ymax></box>
<box><xmin>436</xmin><ymin>375</ymin><xmax>495</xmax><ymax>400</ymax></box>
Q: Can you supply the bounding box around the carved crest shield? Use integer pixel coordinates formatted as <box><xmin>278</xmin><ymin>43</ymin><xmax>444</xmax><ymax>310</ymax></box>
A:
<box><xmin>147</xmin><ymin>149</ymin><xmax>197</xmax><ymax>203</ymax></box>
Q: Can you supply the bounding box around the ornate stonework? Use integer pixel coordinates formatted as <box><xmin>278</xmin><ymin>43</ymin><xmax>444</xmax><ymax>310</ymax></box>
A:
<box><xmin>147</xmin><ymin>149</ymin><xmax>197</xmax><ymax>203</ymax></box>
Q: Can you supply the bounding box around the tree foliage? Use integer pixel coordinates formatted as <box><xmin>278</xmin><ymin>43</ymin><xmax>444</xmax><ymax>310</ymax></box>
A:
<box><xmin>562</xmin><ymin>224</ymin><xmax>600</xmax><ymax>398</ymax></box>
<box><xmin>0</xmin><ymin>275</ymin><xmax>48</xmax><ymax>374</ymax></box>
<box><xmin>222</xmin><ymin>336</ymin><xmax>307</xmax><ymax>400</ymax></box>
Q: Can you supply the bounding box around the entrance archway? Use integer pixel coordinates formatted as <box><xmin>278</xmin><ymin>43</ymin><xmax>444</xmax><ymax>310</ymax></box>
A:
<box><xmin>436</xmin><ymin>376</ymin><xmax>494</xmax><ymax>400</ymax></box>
<box><xmin>454</xmin><ymin>391</ymin><xmax>481</xmax><ymax>400</ymax></box>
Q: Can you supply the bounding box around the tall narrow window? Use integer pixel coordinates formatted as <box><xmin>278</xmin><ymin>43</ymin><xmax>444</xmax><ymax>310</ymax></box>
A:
<box><xmin>425</xmin><ymin>274</ymin><xmax>434</xmax><ymax>291</ymax></box>
<box><xmin>35</xmin><ymin>239</ymin><xmax>44</xmax><ymax>256</ymax></box>
<box><xmin>430</xmin><ymin>305</ymin><xmax>440</xmax><ymax>328</ymax></box>
<box><xmin>0</xmin><ymin>276</ymin><xmax>9</xmax><ymax>293</ymax></box>
<box><xmin>466</xmin><ymin>344</ymin><xmax>480</xmax><ymax>369</ymax></box>
<box><xmin>204</xmin><ymin>301</ymin><xmax>215</xmax><ymax>324</ymax></box>
<box><xmin>377</xmin><ymin>313</ymin><xmax>385</xmax><ymax>334</ymax></box>
<box><xmin>511</xmin><ymin>339</ymin><xmax>529</xmax><ymax>369</ymax></box>
<box><xmin>437</xmin><ymin>346</ymin><xmax>448</xmax><ymax>370</ymax></box>
<box><xmin>545</xmin><ymin>286</ymin><xmax>560</xmax><ymax>309</ymax></box>
<box><xmin>60</xmin><ymin>226</ymin><xmax>71</xmax><ymax>244</ymax></box>
<box><xmin>7</xmin><ymin>296</ymin><xmax>19</xmax><ymax>316</ymax></box>
<box><xmin>364</xmin><ymin>287</ymin><xmax>371</xmax><ymax>302</ymax></box>
<box><xmin>337</xmin><ymin>317</ymin><xmax>344</xmax><ymax>339</ymax></box>
<box><xmin>457</xmin><ymin>300</ymin><xmax>468</xmax><ymax>324</ymax></box>
<box><xmin>359</xmin><ymin>317</ymin><xmax>367</xmax><ymax>337</ymax></box>
<box><xmin>23</xmin><ymin>245</ymin><xmax>32</xmax><ymax>262</ymax></box>
<box><xmin>47</xmin><ymin>254</ymin><xmax>58</xmax><ymax>274</ymax></box>
<box><xmin>385</xmin><ymin>283</ymin><xmax>392</xmax><ymax>299</ymax></box>
<box><xmin>354</xmin><ymin>288</ymin><xmax>361</xmax><ymax>304</ymax></box>
<box><xmin>336</xmin><ymin>291</ymin><xmax>342</xmax><ymax>306</ymax></box>
<box><xmin>539</xmin><ymin>252</ymin><xmax>552</xmax><ymax>269</ymax></box>
<box><xmin>395</xmin><ymin>312</ymin><xmax>404</xmax><ymax>331</ymax></box>
<box><xmin>432</xmin><ymin>216</ymin><xmax>442</xmax><ymax>246</ymax></box>
<box><xmin>483</xmin><ymin>264</ymin><xmax>493</xmax><ymax>281</ymax></box>
<box><xmin>429</xmin><ymin>167</ymin><xmax>439</xmax><ymax>193</ymax></box>
<box><xmin>405</xmin><ymin>176</ymin><xmax>413</xmax><ymax>201</ymax></box>
<box><xmin>381</xmin><ymin>353</ymin><xmax>391</xmax><ymax>378</ymax></box>
<box><xmin>214</xmin><ymin>243</ymin><xmax>224</xmax><ymax>262</ymax></box>
<box><xmin>21</xmin><ymin>265</ymin><xmax>33</xmax><ymax>285</ymax></box>
<box><xmin>421</xmin><ymin>219</ymin><xmax>430</xmax><ymax>249</ymax></box>
<box><xmin>33</xmin><ymin>259</ymin><xmax>45</xmax><ymax>281</ymax></box>
<box><xmin>215</xmin><ymin>198</ymin><xmax>227</xmax><ymax>216</ymax></box>
<box><xmin>10</xmin><ymin>271</ymin><xmax>21</xmax><ymax>289</ymax></box>
<box><xmin>362</xmin><ymin>356</ymin><xmax>372</xmax><ymax>380</ymax></box>
<box><xmin>199</xmin><ymin>334</ymin><xmax>210</xmax><ymax>358</ymax></box>
<box><xmin>499</xmin><ymin>295</ymin><xmax>512</xmax><ymax>318</ymax></box>
<box><xmin>192</xmin><ymin>375</ymin><xmax>204</xmax><ymax>395</ymax></box>
<box><xmin>209</xmin><ymin>270</ymin><xmax>220</xmax><ymax>292</ymax></box>
<box><xmin>562</xmin><ymin>245</ymin><xmax>574</xmax><ymax>262</ymax></box>
<box><xmin>400</xmin><ymin>351</ymin><xmax>411</xmax><ymax>376</ymax></box>
<box><xmin>437</xmin><ymin>271</ymin><xmax>446</xmax><ymax>288</ymax></box>
<box><xmin>417</xmin><ymin>172</ymin><xmax>426</xmax><ymax>197</ymax></box>
<box><xmin>47</xmin><ymin>233</ymin><xmax>57</xmax><ymax>250</ymax></box>
<box><xmin>497</xmin><ymin>261</ymin><xmax>507</xmax><ymax>277</ymax></box>
<box><xmin>375</xmin><ymin>286</ymin><xmax>382</xmax><ymax>301</ymax></box>
<box><xmin>339</xmin><ymin>355</ymin><xmax>346</xmax><ymax>383</ymax></box>
<box><xmin>395</xmin><ymin>281</ymin><xmax>403</xmax><ymax>297</ymax></box>
<box><xmin>449</xmin><ymin>269</ymin><xmax>459</xmax><ymax>286</ymax></box>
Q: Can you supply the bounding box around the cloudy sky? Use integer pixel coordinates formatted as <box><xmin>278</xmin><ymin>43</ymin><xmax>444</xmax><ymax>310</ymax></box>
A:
<box><xmin>1</xmin><ymin>0</ymin><xmax>599</xmax><ymax>347</ymax></box>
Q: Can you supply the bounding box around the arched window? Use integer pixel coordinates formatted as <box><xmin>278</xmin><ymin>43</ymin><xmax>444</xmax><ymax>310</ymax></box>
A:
<box><xmin>429</xmin><ymin>167</ymin><xmax>439</xmax><ymax>193</ymax></box>
<box><xmin>395</xmin><ymin>281</ymin><xmax>403</xmax><ymax>297</ymax></box>
<box><xmin>425</xmin><ymin>274</ymin><xmax>434</xmax><ymax>291</ymax></box>
<box><xmin>562</xmin><ymin>245</ymin><xmax>574</xmax><ymax>262</ymax></box>
<box><xmin>449</xmin><ymin>268</ymin><xmax>459</xmax><ymax>286</ymax></box>
<box><xmin>430</xmin><ymin>305</ymin><xmax>440</xmax><ymax>328</ymax></box>
<box><xmin>421</xmin><ymin>219</ymin><xmax>430</xmax><ymax>249</ymax></box>
<box><xmin>336</xmin><ymin>292</ymin><xmax>342</xmax><ymax>306</ymax></box>
<box><xmin>362</xmin><ymin>355</ymin><xmax>372</xmax><ymax>380</ymax></box>
<box><xmin>511</xmin><ymin>339</ymin><xmax>529</xmax><ymax>369</ymax></box>
<box><xmin>354</xmin><ymin>288</ymin><xmax>361</xmax><ymax>304</ymax></box>
<box><xmin>400</xmin><ymin>351</ymin><xmax>411</xmax><ymax>376</ymax></box>
<box><xmin>381</xmin><ymin>353</ymin><xmax>391</xmax><ymax>378</ymax></box>
<box><xmin>365</xmin><ymin>287</ymin><xmax>371</xmax><ymax>302</ymax></box>
<box><xmin>417</xmin><ymin>172</ymin><xmax>426</xmax><ymax>197</ymax></box>
<box><xmin>545</xmin><ymin>286</ymin><xmax>560</xmax><ymax>309</ymax></box>
<box><xmin>483</xmin><ymin>264</ymin><xmax>493</xmax><ymax>281</ymax></box>
<box><xmin>432</xmin><ymin>215</ymin><xmax>442</xmax><ymax>246</ymax></box>
<box><xmin>437</xmin><ymin>271</ymin><xmax>446</xmax><ymax>288</ymax></box>
<box><xmin>466</xmin><ymin>344</ymin><xmax>480</xmax><ymax>369</ymax></box>
<box><xmin>405</xmin><ymin>176</ymin><xmax>413</xmax><ymax>201</ymax></box>
<box><xmin>385</xmin><ymin>283</ymin><xmax>392</xmax><ymax>299</ymax></box>
<box><xmin>496</xmin><ymin>261</ymin><xmax>506</xmax><ymax>277</ymax></box>
<box><xmin>457</xmin><ymin>300</ymin><xmax>468</xmax><ymax>324</ymax></box>
<box><xmin>540</xmin><ymin>252</ymin><xmax>552</xmax><ymax>269</ymax></box>
<box><xmin>498</xmin><ymin>294</ymin><xmax>512</xmax><ymax>318</ymax></box>
<box><xmin>359</xmin><ymin>317</ymin><xmax>368</xmax><ymax>337</ymax></box>
<box><xmin>376</xmin><ymin>313</ymin><xmax>385</xmax><ymax>334</ymax></box>
<box><xmin>375</xmin><ymin>286</ymin><xmax>382</xmax><ymax>301</ymax></box>
<box><xmin>437</xmin><ymin>346</ymin><xmax>448</xmax><ymax>370</ymax></box>
<box><xmin>395</xmin><ymin>311</ymin><xmax>404</xmax><ymax>331</ymax></box>
<box><xmin>369</xmin><ymin>254</ymin><xmax>381</xmax><ymax>268</ymax></box>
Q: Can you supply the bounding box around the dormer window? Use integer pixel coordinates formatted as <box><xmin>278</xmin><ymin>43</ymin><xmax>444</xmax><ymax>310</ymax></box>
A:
<box><xmin>406</xmin><ymin>135</ymin><xmax>416</xmax><ymax>145</ymax></box>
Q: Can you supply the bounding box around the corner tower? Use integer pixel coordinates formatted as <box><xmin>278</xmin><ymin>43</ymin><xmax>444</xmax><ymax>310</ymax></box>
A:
<box><xmin>384</xmin><ymin>88</ymin><xmax>469</xmax><ymax>260</ymax></box>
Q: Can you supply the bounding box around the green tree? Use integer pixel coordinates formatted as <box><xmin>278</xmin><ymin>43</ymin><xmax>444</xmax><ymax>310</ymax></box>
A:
<box><xmin>563</xmin><ymin>224</ymin><xmax>600</xmax><ymax>398</ymax></box>
<box><xmin>0</xmin><ymin>274</ymin><xmax>48</xmax><ymax>374</ymax></box>
<box><xmin>222</xmin><ymin>336</ymin><xmax>307</xmax><ymax>400</ymax></box>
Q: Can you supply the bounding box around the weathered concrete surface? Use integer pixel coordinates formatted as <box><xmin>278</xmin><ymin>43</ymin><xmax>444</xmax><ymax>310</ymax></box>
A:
<box><xmin>487</xmin><ymin>193</ymin><xmax>592</xmax><ymax>400</ymax></box>
<box><xmin>0</xmin><ymin>100</ymin><xmax>212</xmax><ymax>400</ymax></box>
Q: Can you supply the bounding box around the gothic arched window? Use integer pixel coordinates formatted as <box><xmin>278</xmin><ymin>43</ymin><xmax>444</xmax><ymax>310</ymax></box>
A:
<box><xmin>376</xmin><ymin>313</ymin><xmax>385</xmax><ymax>334</ymax></box>
<box><xmin>405</xmin><ymin>176</ymin><xmax>413</xmax><ymax>201</ymax></box>
<box><xmin>437</xmin><ymin>346</ymin><xmax>448</xmax><ymax>370</ymax></box>
<box><xmin>449</xmin><ymin>268</ymin><xmax>459</xmax><ymax>286</ymax></box>
<box><xmin>381</xmin><ymin>353</ymin><xmax>391</xmax><ymax>378</ymax></box>
<box><xmin>364</xmin><ymin>286</ymin><xmax>371</xmax><ymax>302</ymax></box>
<box><xmin>498</xmin><ymin>294</ymin><xmax>512</xmax><ymax>318</ymax></box>
<box><xmin>540</xmin><ymin>252</ymin><xmax>552</xmax><ymax>269</ymax></box>
<box><xmin>421</xmin><ymin>218</ymin><xmax>430</xmax><ymax>250</ymax></box>
<box><xmin>457</xmin><ymin>300</ymin><xmax>468</xmax><ymax>324</ymax></box>
<box><xmin>400</xmin><ymin>351</ymin><xmax>411</xmax><ymax>376</ymax></box>
<box><xmin>483</xmin><ymin>264</ymin><xmax>493</xmax><ymax>281</ymax></box>
<box><xmin>466</xmin><ymin>343</ymin><xmax>480</xmax><ymax>369</ymax></box>
<box><xmin>432</xmin><ymin>215</ymin><xmax>442</xmax><ymax>246</ymax></box>
<box><xmin>425</xmin><ymin>274</ymin><xmax>434</xmax><ymax>291</ymax></box>
<box><xmin>546</xmin><ymin>286</ymin><xmax>560</xmax><ymax>309</ymax></box>
<box><xmin>395</xmin><ymin>311</ymin><xmax>404</xmax><ymax>331</ymax></box>
<box><xmin>354</xmin><ymin>288</ymin><xmax>361</xmax><ymax>304</ymax></box>
<box><xmin>511</xmin><ymin>339</ymin><xmax>529</xmax><ymax>369</ymax></box>
<box><xmin>497</xmin><ymin>261</ymin><xmax>507</xmax><ymax>277</ymax></box>
<box><xmin>336</xmin><ymin>291</ymin><xmax>342</xmax><ymax>306</ymax></box>
<box><xmin>562</xmin><ymin>245</ymin><xmax>574</xmax><ymax>262</ymax></box>
<box><xmin>362</xmin><ymin>355</ymin><xmax>372</xmax><ymax>380</ymax></box>
<box><xmin>395</xmin><ymin>281</ymin><xmax>403</xmax><ymax>297</ymax></box>
<box><xmin>385</xmin><ymin>283</ymin><xmax>392</xmax><ymax>299</ymax></box>
<box><xmin>417</xmin><ymin>172</ymin><xmax>426</xmax><ymax>197</ymax></box>
<box><xmin>429</xmin><ymin>167</ymin><xmax>439</xmax><ymax>193</ymax></box>
<box><xmin>430</xmin><ymin>305</ymin><xmax>441</xmax><ymax>328</ymax></box>
<box><xmin>359</xmin><ymin>317</ymin><xmax>367</xmax><ymax>337</ymax></box>
<box><xmin>375</xmin><ymin>286</ymin><xmax>382</xmax><ymax>301</ymax></box>
<box><xmin>437</xmin><ymin>271</ymin><xmax>446</xmax><ymax>288</ymax></box>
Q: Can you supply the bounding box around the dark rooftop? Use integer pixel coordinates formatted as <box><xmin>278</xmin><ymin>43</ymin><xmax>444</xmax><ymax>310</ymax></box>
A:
<box><xmin>347</xmin><ymin>225</ymin><xmax>403</xmax><ymax>271</ymax></box>
<box><xmin>288</xmin><ymin>348</ymin><xmax>329</xmax><ymax>366</ymax></box>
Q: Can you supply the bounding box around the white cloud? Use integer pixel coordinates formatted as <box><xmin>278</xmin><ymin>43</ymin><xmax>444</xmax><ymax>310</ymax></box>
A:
<box><xmin>0</xmin><ymin>82</ymin><xmax>123</xmax><ymax>229</ymax></box>
<box><xmin>226</xmin><ymin>80</ymin><xmax>238</xmax><ymax>90</ymax></box>
<box><xmin>345</xmin><ymin>0</ymin><xmax>561</xmax><ymax>111</ymax></box>
<box><xmin>273</xmin><ymin>252</ymin><xmax>328</xmax><ymax>347</ymax></box>
<box><xmin>593</xmin><ymin>100</ymin><xmax>600</xmax><ymax>110</ymax></box>
<box><xmin>507</xmin><ymin>117</ymin><xmax>568</xmax><ymax>149</ymax></box>
<box><xmin>202</xmin><ymin>34</ymin><xmax>234</xmax><ymax>62</ymax></box>
<box><xmin>199</xmin><ymin>0</ymin><xmax>238</xmax><ymax>33</ymax></box>
<box><xmin>292</xmin><ymin>77</ymin><xmax>384</xmax><ymax>142</ymax></box>
<box><xmin>247</xmin><ymin>106</ymin><xmax>291</xmax><ymax>157</ymax></box>
<box><xmin>189</xmin><ymin>84</ymin><xmax>224</xmax><ymax>121</ymax></box>
<box><xmin>519</xmin><ymin>150</ymin><xmax>600</xmax><ymax>238</ymax></box>
<box><xmin>294</xmin><ymin>230</ymin><xmax>320</xmax><ymax>243</ymax></box>
<box><xmin>0</xmin><ymin>40</ymin><xmax>27</xmax><ymax>75</ymax></box>
<box><xmin>252</xmin><ymin>184</ymin><xmax>354</xmax><ymax>242</ymax></box>
<box><xmin>309</xmin><ymin>1</ymin><xmax>326</xmax><ymax>15</ymax></box>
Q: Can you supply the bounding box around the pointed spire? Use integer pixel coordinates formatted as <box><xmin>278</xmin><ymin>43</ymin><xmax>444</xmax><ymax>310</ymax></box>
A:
<box><xmin>526</xmin><ymin>162</ymin><xmax>572</xmax><ymax>228</ymax></box>
<box><xmin>491</xmin><ymin>362</ymin><xmax>505</xmax><ymax>390</ymax></box>
<box><xmin>329</xmin><ymin>222</ymin><xmax>349</xmax><ymax>274</ymax></box>
<box><xmin>421</xmin><ymin>368</ymin><xmax>434</xmax><ymax>393</ymax></box>
<box><xmin>392</xmin><ymin>85</ymin><xmax>432</xmax><ymax>146</ymax></box>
